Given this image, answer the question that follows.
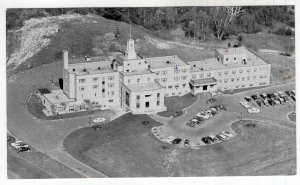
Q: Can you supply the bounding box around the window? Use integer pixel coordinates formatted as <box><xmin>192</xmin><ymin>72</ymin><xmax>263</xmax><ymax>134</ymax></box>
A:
<box><xmin>224</xmin><ymin>71</ymin><xmax>229</xmax><ymax>75</ymax></box>
<box><xmin>234</xmin><ymin>57</ymin><xmax>236</xmax><ymax>60</ymax></box>
<box><xmin>224</xmin><ymin>79</ymin><xmax>228</xmax><ymax>83</ymax></box>
<box><xmin>102</xmin><ymin>88</ymin><xmax>105</xmax><ymax>93</ymax></box>
<box><xmin>203</xmin><ymin>85</ymin><xmax>208</xmax><ymax>91</ymax></box>
<box><xmin>128</xmin><ymin>79</ymin><xmax>131</xmax><ymax>84</ymax></box>
<box><xmin>93</xmin><ymin>77</ymin><xmax>98</xmax><ymax>82</ymax></box>
<box><xmin>162</xmin><ymin>71</ymin><xmax>167</xmax><ymax>75</ymax></box>
<box><xmin>218</xmin><ymin>72</ymin><xmax>222</xmax><ymax>76</ymax></box>
<box><xmin>247</xmin><ymin>76</ymin><xmax>251</xmax><ymax>80</ymax></box>
<box><xmin>111</xmin><ymin>91</ymin><xmax>114</xmax><ymax>96</ymax></box>
<box><xmin>183</xmin><ymin>83</ymin><xmax>186</xmax><ymax>87</ymax></box>
<box><xmin>137</xmin><ymin>78</ymin><xmax>140</xmax><ymax>83</ymax></box>
<box><xmin>242</xmin><ymin>77</ymin><xmax>245</xmax><ymax>81</ymax></box>
<box><xmin>168</xmin><ymin>85</ymin><xmax>173</xmax><ymax>89</ymax></box>
<box><xmin>136</xmin><ymin>103</ymin><xmax>140</xmax><ymax>109</ymax></box>
<box><xmin>207</xmin><ymin>73</ymin><xmax>211</xmax><ymax>77</ymax></box>
<box><xmin>109</xmin><ymin>99</ymin><xmax>113</xmax><ymax>102</ymax></box>
<box><xmin>231</xmin><ymin>78</ymin><xmax>234</xmax><ymax>82</ymax></box>
<box><xmin>253</xmin><ymin>76</ymin><xmax>256</xmax><ymax>80</ymax></box>
<box><xmin>79</xmin><ymin>86</ymin><xmax>85</xmax><ymax>91</ymax></box>
<box><xmin>92</xmin><ymin>85</ymin><xmax>99</xmax><ymax>89</ymax></box>
<box><xmin>102</xmin><ymin>81</ymin><xmax>105</xmax><ymax>85</ymax></box>
<box><xmin>161</xmin><ymin>78</ymin><xmax>167</xmax><ymax>82</ymax></box>
<box><xmin>108</xmin><ymin>83</ymin><xmax>114</xmax><ymax>87</ymax></box>
<box><xmin>145</xmin><ymin>102</ymin><xmax>149</xmax><ymax>108</ymax></box>
<box><xmin>157</xmin><ymin>101</ymin><xmax>160</xmax><ymax>106</ymax></box>
<box><xmin>174</xmin><ymin>76</ymin><xmax>179</xmax><ymax>81</ymax></box>
<box><xmin>226</xmin><ymin>58</ymin><xmax>228</xmax><ymax>61</ymax></box>
<box><xmin>239</xmin><ymin>69</ymin><xmax>243</xmax><ymax>73</ymax></box>
<box><xmin>175</xmin><ymin>84</ymin><xmax>179</xmax><ymax>88</ymax></box>
<box><xmin>108</xmin><ymin>76</ymin><xmax>114</xmax><ymax>80</ymax></box>
<box><xmin>95</xmin><ymin>93</ymin><xmax>97</xmax><ymax>97</ymax></box>
<box><xmin>232</xmin><ymin>70</ymin><xmax>236</xmax><ymax>74</ymax></box>
<box><xmin>192</xmin><ymin>75</ymin><xmax>196</xmax><ymax>79</ymax></box>
<box><xmin>200</xmin><ymin>74</ymin><xmax>204</xmax><ymax>78</ymax></box>
<box><xmin>182</xmin><ymin>69</ymin><xmax>187</xmax><ymax>73</ymax></box>
<box><xmin>157</xmin><ymin>93</ymin><xmax>160</xmax><ymax>98</ymax></box>
<box><xmin>137</xmin><ymin>95</ymin><xmax>140</xmax><ymax>100</ymax></box>
<box><xmin>181</xmin><ymin>76</ymin><xmax>187</xmax><ymax>80</ymax></box>
<box><xmin>247</xmin><ymin>69</ymin><xmax>251</xmax><ymax>72</ymax></box>
<box><xmin>254</xmin><ymin>68</ymin><xmax>257</xmax><ymax>72</ymax></box>
<box><xmin>79</xmin><ymin>79</ymin><xmax>86</xmax><ymax>83</ymax></box>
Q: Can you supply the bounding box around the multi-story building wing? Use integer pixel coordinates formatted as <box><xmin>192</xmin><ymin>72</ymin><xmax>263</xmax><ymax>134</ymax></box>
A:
<box><xmin>188</xmin><ymin>47</ymin><xmax>271</xmax><ymax>94</ymax></box>
<box><xmin>40</xmin><ymin>36</ymin><xmax>271</xmax><ymax>116</ymax></box>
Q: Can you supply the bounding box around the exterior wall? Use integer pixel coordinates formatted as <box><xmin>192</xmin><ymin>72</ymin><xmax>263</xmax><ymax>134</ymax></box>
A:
<box><xmin>75</xmin><ymin>72</ymin><xmax>120</xmax><ymax>110</ymax></box>
<box><xmin>150</xmin><ymin>65</ymin><xmax>191</xmax><ymax>97</ymax></box>
<box><xmin>122</xmin><ymin>59</ymin><xmax>148</xmax><ymax>72</ymax></box>
<box><xmin>215</xmin><ymin>51</ymin><xmax>247</xmax><ymax>65</ymax></box>
<box><xmin>122</xmin><ymin>73</ymin><xmax>156</xmax><ymax>86</ymax></box>
<box><xmin>63</xmin><ymin>69</ymin><xmax>76</xmax><ymax>99</ymax></box>
<box><xmin>190</xmin><ymin>64</ymin><xmax>271</xmax><ymax>91</ymax></box>
<box><xmin>190</xmin><ymin>83</ymin><xmax>217</xmax><ymax>95</ymax></box>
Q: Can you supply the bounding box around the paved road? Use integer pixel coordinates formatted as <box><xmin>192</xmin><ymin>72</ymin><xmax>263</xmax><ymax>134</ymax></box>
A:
<box><xmin>7</xmin><ymin>62</ymin><xmax>110</xmax><ymax>178</ymax></box>
<box><xmin>152</xmin><ymin>82</ymin><xmax>296</xmax><ymax>144</ymax></box>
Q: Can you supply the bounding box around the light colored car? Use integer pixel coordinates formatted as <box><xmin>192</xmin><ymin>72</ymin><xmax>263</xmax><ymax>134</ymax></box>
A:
<box><xmin>196</xmin><ymin>112</ymin><xmax>210</xmax><ymax>120</ymax></box>
<box><xmin>222</xmin><ymin>131</ymin><xmax>234</xmax><ymax>138</ymax></box>
<box><xmin>166</xmin><ymin>136</ymin><xmax>175</xmax><ymax>143</ymax></box>
<box><xmin>216</xmin><ymin>134</ymin><xmax>228</xmax><ymax>141</ymax></box>
<box><xmin>247</xmin><ymin>107</ymin><xmax>260</xmax><ymax>113</ymax></box>
<box><xmin>190</xmin><ymin>119</ymin><xmax>198</xmax><ymax>123</ymax></box>
<box><xmin>11</xmin><ymin>141</ymin><xmax>29</xmax><ymax>149</ymax></box>
<box><xmin>93</xmin><ymin>117</ymin><xmax>106</xmax><ymax>124</ymax></box>
<box><xmin>240</xmin><ymin>101</ymin><xmax>251</xmax><ymax>108</ymax></box>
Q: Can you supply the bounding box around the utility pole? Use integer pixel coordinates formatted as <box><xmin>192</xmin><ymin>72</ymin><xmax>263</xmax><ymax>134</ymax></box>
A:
<box><xmin>51</xmin><ymin>75</ymin><xmax>54</xmax><ymax>85</ymax></box>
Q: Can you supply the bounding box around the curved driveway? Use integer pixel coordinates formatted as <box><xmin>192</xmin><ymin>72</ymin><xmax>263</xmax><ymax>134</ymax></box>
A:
<box><xmin>7</xmin><ymin>62</ymin><xmax>112</xmax><ymax>177</ymax></box>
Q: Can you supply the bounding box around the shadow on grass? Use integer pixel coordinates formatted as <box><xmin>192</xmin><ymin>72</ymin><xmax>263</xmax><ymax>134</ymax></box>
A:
<box><xmin>158</xmin><ymin>93</ymin><xmax>198</xmax><ymax>117</ymax></box>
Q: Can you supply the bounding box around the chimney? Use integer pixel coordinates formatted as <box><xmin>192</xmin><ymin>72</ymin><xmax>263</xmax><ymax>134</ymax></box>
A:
<box><xmin>63</xmin><ymin>50</ymin><xmax>69</xmax><ymax>69</ymax></box>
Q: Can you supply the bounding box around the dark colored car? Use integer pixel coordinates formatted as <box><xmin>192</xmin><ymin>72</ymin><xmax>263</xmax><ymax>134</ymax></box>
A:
<box><xmin>260</xmin><ymin>94</ymin><xmax>268</xmax><ymax>100</ymax></box>
<box><xmin>184</xmin><ymin>139</ymin><xmax>190</xmax><ymax>145</ymax></box>
<box><xmin>267</xmin><ymin>93</ymin><xmax>276</xmax><ymax>100</ymax></box>
<box><xmin>207</xmin><ymin>136</ymin><xmax>217</xmax><ymax>143</ymax></box>
<box><xmin>201</xmin><ymin>137</ymin><xmax>210</xmax><ymax>144</ymax></box>
<box><xmin>251</xmin><ymin>95</ymin><xmax>258</xmax><ymax>100</ymax></box>
<box><xmin>244</xmin><ymin>97</ymin><xmax>252</xmax><ymax>102</ymax></box>
<box><xmin>171</xmin><ymin>138</ymin><xmax>182</xmax><ymax>144</ymax></box>
<box><xmin>17</xmin><ymin>147</ymin><xmax>30</xmax><ymax>153</ymax></box>
<box><xmin>255</xmin><ymin>100</ymin><xmax>263</xmax><ymax>107</ymax></box>
<box><xmin>268</xmin><ymin>99</ymin><xmax>276</xmax><ymax>106</ymax></box>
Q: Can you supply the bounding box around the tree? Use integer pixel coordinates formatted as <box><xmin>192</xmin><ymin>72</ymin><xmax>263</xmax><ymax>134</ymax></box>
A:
<box><xmin>212</xmin><ymin>6</ymin><xmax>245</xmax><ymax>39</ymax></box>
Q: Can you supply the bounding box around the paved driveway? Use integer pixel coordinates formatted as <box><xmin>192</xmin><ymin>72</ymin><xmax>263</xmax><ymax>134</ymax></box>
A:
<box><xmin>153</xmin><ymin>82</ymin><xmax>296</xmax><ymax>144</ymax></box>
<box><xmin>7</xmin><ymin>62</ymin><xmax>113</xmax><ymax>177</ymax></box>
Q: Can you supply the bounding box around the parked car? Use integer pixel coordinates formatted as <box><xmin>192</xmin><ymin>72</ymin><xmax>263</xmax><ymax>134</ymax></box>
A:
<box><xmin>244</xmin><ymin>96</ymin><xmax>252</xmax><ymax>102</ymax></box>
<box><xmin>255</xmin><ymin>100</ymin><xmax>263</xmax><ymax>107</ymax></box>
<box><xmin>171</xmin><ymin>138</ymin><xmax>182</xmax><ymax>145</ymax></box>
<box><xmin>240</xmin><ymin>101</ymin><xmax>251</xmax><ymax>108</ymax></box>
<box><xmin>11</xmin><ymin>140</ymin><xmax>30</xmax><ymax>152</ymax></box>
<box><xmin>260</xmin><ymin>93</ymin><xmax>268</xmax><ymax>100</ymax></box>
<box><xmin>207</xmin><ymin>136</ymin><xmax>216</xmax><ymax>143</ymax></box>
<box><xmin>201</xmin><ymin>137</ymin><xmax>210</xmax><ymax>144</ymax></box>
<box><xmin>196</xmin><ymin>112</ymin><xmax>210</xmax><ymax>120</ymax></box>
<box><xmin>268</xmin><ymin>99</ymin><xmax>276</xmax><ymax>106</ymax></box>
<box><xmin>251</xmin><ymin>95</ymin><xmax>258</xmax><ymax>100</ymax></box>
<box><xmin>184</xmin><ymin>139</ymin><xmax>190</xmax><ymax>145</ymax></box>
<box><xmin>209</xmin><ymin>135</ymin><xmax>219</xmax><ymax>143</ymax></box>
<box><xmin>248</xmin><ymin>107</ymin><xmax>261</xmax><ymax>114</ymax></box>
<box><xmin>221</xmin><ymin>131</ymin><xmax>234</xmax><ymax>138</ymax></box>
<box><xmin>216</xmin><ymin>134</ymin><xmax>227</xmax><ymax>141</ymax></box>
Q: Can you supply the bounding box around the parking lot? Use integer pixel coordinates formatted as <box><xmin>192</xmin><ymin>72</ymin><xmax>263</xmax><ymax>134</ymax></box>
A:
<box><xmin>151</xmin><ymin>83</ymin><xmax>296</xmax><ymax>148</ymax></box>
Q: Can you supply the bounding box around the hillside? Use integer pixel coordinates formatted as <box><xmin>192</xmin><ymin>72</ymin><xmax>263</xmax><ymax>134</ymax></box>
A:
<box><xmin>6</xmin><ymin>13</ymin><xmax>295</xmax><ymax>84</ymax></box>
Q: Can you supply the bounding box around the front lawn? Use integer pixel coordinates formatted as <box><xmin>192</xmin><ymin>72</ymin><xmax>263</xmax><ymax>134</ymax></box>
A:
<box><xmin>158</xmin><ymin>93</ymin><xmax>198</xmax><ymax>117</ymax></box>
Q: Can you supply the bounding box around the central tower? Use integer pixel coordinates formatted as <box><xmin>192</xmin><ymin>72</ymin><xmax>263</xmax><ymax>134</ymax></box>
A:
<box><xmin>125</xmin><ymin>25</ymin><xmax>137</xmax><ymax>60</ymax></box>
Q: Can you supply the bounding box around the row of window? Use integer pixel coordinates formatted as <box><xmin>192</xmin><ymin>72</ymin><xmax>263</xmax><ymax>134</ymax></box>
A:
<box><xmin>219</xmin><ymin>75</ymin><xmax>268</xmax><ymax>83</ymax></box>
<box><xmin>136</xmin><ymin>93</ymin><xmax>160</xmax><ymax>100</ymax></box>
<box><xmin>167</xmin><ymin>83</ymin><xmax>186</xmax><ymax>89</ymax></box>
<box><xmin>79</xmin><ymin>83</ymin><xmax>115</xmax><ymax>91</ymax></box>
<box><xmin>136</xmin><ymin>101</ymin><xmax>160</xmax><ymax>109</ymax></box>
<box><xmin>128</xmin><ymin>77</ymin><xmax>151</xmax><ymax>84</ymax></box>
<box><xmin>191</xmin><ymin>67</ymin><xmax>269</xmax><ymax>79</ymax></box>
<box><xmin>221</xmin><ymin>82</ymin><xmax>268</xmax><ymax>90</ymax></box>
<box><xmin>80</xmin><ymin>91</ymin><xmax>115</xmax><ymax>99</ymax></box>
<box><xmin>157</xmin><ymin>76</ymin><xmax>188</xmax><ymax>82</ymax></box>
<box><xmin>157</xmin><ymin>69</ymin><xmax>188</xmax><ymax>75</ymax></box>
<box><xmin>79</xmin><ymin>76</ymin><xmax>115</xmax><ymax>83</ymax></box>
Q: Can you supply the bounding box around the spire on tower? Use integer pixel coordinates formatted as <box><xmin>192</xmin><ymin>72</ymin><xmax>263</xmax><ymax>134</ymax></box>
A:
<box><xmin>129</xmin><ymin>24</ymin><xmax>132</xmax><ymax>40</ymax></box>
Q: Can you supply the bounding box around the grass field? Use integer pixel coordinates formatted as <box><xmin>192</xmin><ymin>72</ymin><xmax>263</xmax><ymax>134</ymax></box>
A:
<box><xmin>63</xmin><ymin>115</ymin><xmax>296</xmax><ymax>177</ymax></box>
<box><xmin>158</xmin><ymin>93</ymin><xmax>198</xmax><ymax>117</ymax></box>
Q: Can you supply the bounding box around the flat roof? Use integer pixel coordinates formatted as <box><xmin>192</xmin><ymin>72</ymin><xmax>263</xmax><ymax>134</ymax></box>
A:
<box><xmin>145</xmin><ymin>55</ymin><xmax>188</xmax><ymax>69</ymax></box>
<box><xmin>43</xmin><ymin>89</ymin><xmax>75</xmax><ymax>104</ymax></box>
<box><xmin>189</xmin><ymin>49</ymin><xmax>269</xmax><ymax>72</ymax></box>
<box><xmin>67</xmin><ymin>59</ymin><xmax>116</xmax><ymax>75</ymax></box>
<box><xmin>216</xmin><ymin>47</ymin><xmax>248</xmax><ymax>55</ymax></box>
<box><xmin>120</xmin><ymin>69</ymin><xmax>154</xmax><ymax>76</ymax></box>
<box><xmin>125</xmin><ymin>82</ymin><xmax>164</xmax><ymax>92</ymax></box>
<box><xmin>190</xmin><ymin>78</ymin><xmax>217</xmax><ymax>86</ymax></box>
<box><xmin>115</xmin><ymin>53</ymin><xmax>143</xmax><ymax>65</ymax></box>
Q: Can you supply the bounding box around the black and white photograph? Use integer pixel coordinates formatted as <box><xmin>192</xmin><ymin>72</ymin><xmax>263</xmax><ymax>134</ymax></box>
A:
<box><xmin>2</xmin><ymin>0</ymin><xmax>298</xmax><ymax>184</ymax></box>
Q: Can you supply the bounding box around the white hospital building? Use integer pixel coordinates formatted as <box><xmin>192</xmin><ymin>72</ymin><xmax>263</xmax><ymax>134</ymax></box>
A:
<box><xmin>39</xmin><ymin>36</ymin><xmax>271</xmax><ymax>115</ymax></box>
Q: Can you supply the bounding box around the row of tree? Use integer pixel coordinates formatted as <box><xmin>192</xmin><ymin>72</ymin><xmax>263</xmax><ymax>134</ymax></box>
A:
<box><xmin>7</xmin><ymin>6</ymin><xmax>294</xmax><ymax>40</ymax></box>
